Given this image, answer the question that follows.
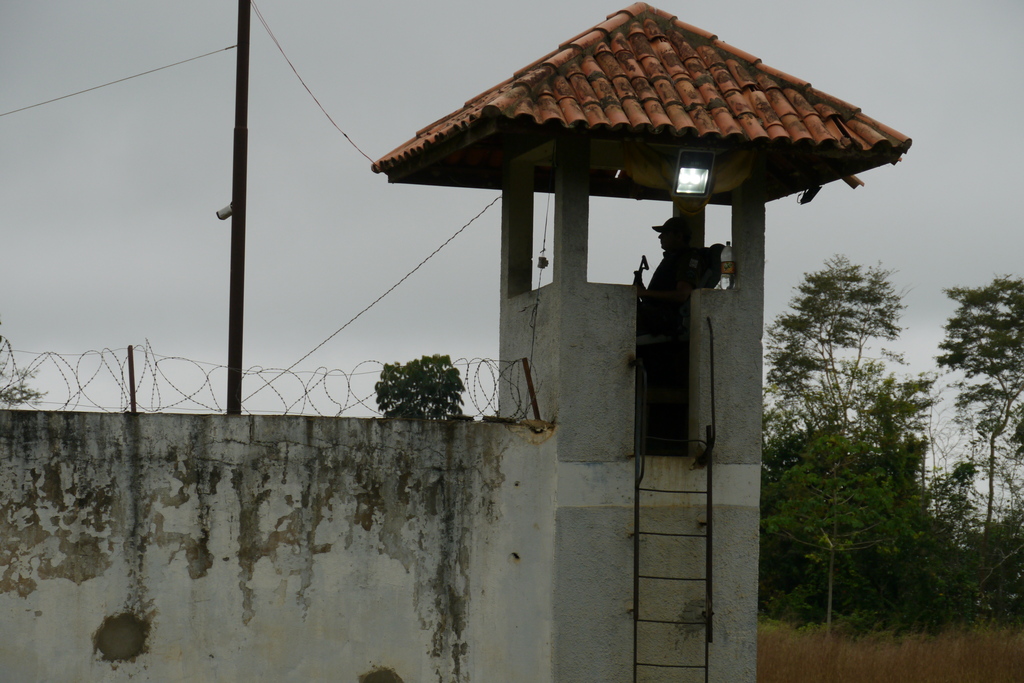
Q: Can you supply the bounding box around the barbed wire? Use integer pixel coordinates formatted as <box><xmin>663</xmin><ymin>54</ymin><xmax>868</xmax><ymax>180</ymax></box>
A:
<box><xmin>0</xmin><ymin>340</ymin><xmax>534</xmax><ymax>420</ymax></box>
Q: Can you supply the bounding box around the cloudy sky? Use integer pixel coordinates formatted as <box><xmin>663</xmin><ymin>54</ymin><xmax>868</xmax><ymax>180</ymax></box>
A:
<box><xmin>2</xmin><ymin>0</ymin><xmax>1021</xmax><ymax>413</ymax></box>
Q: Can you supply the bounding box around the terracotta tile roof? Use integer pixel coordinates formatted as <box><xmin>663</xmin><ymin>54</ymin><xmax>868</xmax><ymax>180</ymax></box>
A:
<box><xmin>372</xmin><ymin>3</ymin><xmax>911</xmax><ymax>203</ymax></box>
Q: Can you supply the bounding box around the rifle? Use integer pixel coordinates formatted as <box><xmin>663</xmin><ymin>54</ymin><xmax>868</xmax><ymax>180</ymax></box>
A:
<box><xmin>633</xmin><ymin>255</ymin><xmax>649</xmax><ymax>288</ymax></box>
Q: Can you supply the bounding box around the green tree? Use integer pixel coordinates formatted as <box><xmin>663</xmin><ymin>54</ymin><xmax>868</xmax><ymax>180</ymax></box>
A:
<box><xmin>937</xmin><ymin>276</ymin><xmax>1024</xmax><ymax>610</ymax></box>
<box><xmin>761</xmin><ymin>256</ymin><xmax>933</xmax><ymax>631</ymax></box>
<box><xmin>766</xmin><ymin>255</ymin><xmax>905</xmax><ymax>430</ymax></box>
<box><xmin>0</xmin><ymin>318</ymin><xmax>44</xmax><ymax>408</ymax></box>
<box><xmin>375</xmin><ymin>354</ymin><xmax>465</xmax><ymax>419</ymax></box>
<box><xmin>905</xmin><ymin>461</ymin><xmax>983</xmax><ymax>628</ymax></box>
<box><xmin>762</xmin><ymin>366</ymin><xmax>932</xmax><ymax>631</ymax></box>
<box><xmin>764</xmin><ymin>433</ymin><xmax>899</xmax><ymax>632</ymax></box>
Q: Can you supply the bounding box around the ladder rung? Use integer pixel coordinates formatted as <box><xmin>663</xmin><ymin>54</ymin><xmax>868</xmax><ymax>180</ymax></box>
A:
<box><xmin>638</xmin><ymin>574</ymin><xmax>706</xmax><ymax>582</ymax></box>
<box><xmin>638</xmin><ymin>487</ymin><xmax>707</xmax><ymax>494</ymax></box>
<box><xmin>637</xmin><ymin>663</ymin><xmax>708</xmax><ymax>669</ymax></box>
<box><xmin>638</xmin><ymin>530</ymin><xmax>707</xmax><ymax>538</ymax></box>
<box><xmin>637</xmin><ymin>618</ymin><xmax>707</xmax><ymax>626</ymax></box>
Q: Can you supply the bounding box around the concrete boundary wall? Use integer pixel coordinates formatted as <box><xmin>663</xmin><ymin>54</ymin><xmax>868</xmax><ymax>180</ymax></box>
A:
<box><xmin>0</xmin><ymin>410</ymin><xmax>558</xmax><ymax>683</ymax></box>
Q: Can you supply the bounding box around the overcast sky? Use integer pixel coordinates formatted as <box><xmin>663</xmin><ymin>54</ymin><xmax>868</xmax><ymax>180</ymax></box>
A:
<box><xmin>2</xmin><ymin>0</ymin><xmax>1021</xmax><ymax>413</ymax></box>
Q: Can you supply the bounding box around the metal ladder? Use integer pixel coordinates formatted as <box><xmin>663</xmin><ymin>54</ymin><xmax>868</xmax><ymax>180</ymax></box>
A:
<box><xmin>633</xmin><ymin>318</ymin><xmax>717</xmax><ymax>683</ymax></box>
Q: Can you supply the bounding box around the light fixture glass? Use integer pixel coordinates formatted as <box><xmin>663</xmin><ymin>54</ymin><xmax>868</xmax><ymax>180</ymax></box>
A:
<box><xmin>672</xmin><ymin>150</ymin><xmax>715</xmax><ymax>197</ymax></box>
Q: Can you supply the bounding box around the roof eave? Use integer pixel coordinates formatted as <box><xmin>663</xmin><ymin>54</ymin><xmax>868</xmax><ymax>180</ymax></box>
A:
<box><xmin>375</xmin><ymin>118</ymin><xmax>910</xmax><ymax>204</ymax></box>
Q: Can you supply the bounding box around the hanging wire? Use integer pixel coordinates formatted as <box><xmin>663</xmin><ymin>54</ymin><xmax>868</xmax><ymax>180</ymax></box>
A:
<box><xmin>0</xmin><ymin>46</ymin><xmax>237</xmax><ymax>119</ymax></box>
<box><xmin>250</xmin><ymin>1</ymin><xmax>374</xmax><ymax>163</ymax></box>
<box><xmin>529</xmin><ymin>153</ymin><xmax>557</xmax><ymax>366</ymax></box>
<box><xmin>243</xmin><ymin>195</ymin><xmax>502</xmax><ymax>403</ymax></box>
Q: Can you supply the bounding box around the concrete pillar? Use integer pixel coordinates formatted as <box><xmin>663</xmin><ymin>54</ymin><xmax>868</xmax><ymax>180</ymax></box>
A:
<box><xmin>498</xmin><ymin>135</ymin><xmax>637</xmax><ymax>681</ymax></box>
<box><xmin>498</xmin><ymin>135</ymin><xmax>635</xmax><ymax>453</ymax></box>
<box><xmin>688</xmin><ymin>155</ymin><xmax>765</xmax><ymax>683</ymax></box>
<box><xmin>543</xmin><ymin>136</ymin><xmax>635</xmax><ymax>682</ymax></box>
<box><xmin>501</xmin><ymin>137</ymin><xmax>541</xmax><ymax>301</ymax></box>
<box><xmin>551</xmin><ymin>137</ymin><xmax>589</xmax><ymax>293</ymax></box>
<box><xmin>499</xmin><ymin>136</ymin><xmax>546</xmax><ymax>419</ymax></box>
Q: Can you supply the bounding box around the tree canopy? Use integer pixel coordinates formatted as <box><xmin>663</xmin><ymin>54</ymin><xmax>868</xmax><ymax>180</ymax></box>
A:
<box><xmin>761</xmin><ymin>256</ymin><xmax>934</xmax><ymax>631</ymax></box>
<box><xmin>374</xmin><ymin>354</ymin><xmax>465</xmax><ymax>420</ymax></box>
<box><xmin>761</xmin><ymin>264</ymin><xmax>1024</xmax><ymax>632</ymax></box>
<box><xmin>0</xmin><ymin>318</ymin><xmax>43</xmax><ymax>408</ymax></box>
<box><xmin>766</xmin><ymin>255</ymin><xmax>906</xmax><ymax>429</ymax></box>
<box><xmin>937</xmin><ymin>276</ymin><xmax>1024</xmax><ymax>612</ymax></box>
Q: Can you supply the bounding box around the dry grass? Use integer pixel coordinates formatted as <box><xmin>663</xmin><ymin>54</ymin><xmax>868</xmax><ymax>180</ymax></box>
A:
<box><xmin>758</xmin><ymin>623</ymin><xmax>1024</xmax><ymax>683</ymax></box>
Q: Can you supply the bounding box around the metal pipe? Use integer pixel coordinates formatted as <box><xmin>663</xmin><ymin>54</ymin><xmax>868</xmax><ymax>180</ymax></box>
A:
<box><xmin>226</xmin><ymin>0</ymin><xmax>251</xmax><ymax>415</ymax></box>
<box><xmin>127</xmin><ymin>345</ymin><xmax>137</xmax><ymax>414</ymax></box>
<box><xmin>632</xmin><ymin>361</ymin><xmax>646</xmax><ymax>683</ymax></box>
<box><xmin>521</xmin><ymin>357</ymin><xmax>541</xmax><ymax>420</ymax></box>
<box><xmin>705</xmin><ymin>317</ymin><xmax>716</xmax><ymax>648</ymax></box>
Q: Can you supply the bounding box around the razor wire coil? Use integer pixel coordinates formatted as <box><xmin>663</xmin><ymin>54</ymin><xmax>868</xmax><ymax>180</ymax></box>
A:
<box><xmin>0</xmin><ymin>340</ymin><xmax>534</xmax><ymax>420</ymax></box>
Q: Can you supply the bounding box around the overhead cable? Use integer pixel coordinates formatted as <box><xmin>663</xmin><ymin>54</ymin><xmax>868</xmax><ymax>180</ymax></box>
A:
<box><xmin>243</xmin><ymin>195</ymin><xmax>502</xmax><ymax>403</ymax></box>
<box><xmin>0</xmin><ymin>46</ymin><xmax>237</xmax><ymax>119</ymax></box>
<box><xmin>251</xmin><ymin>1</ymin><xmax>374</xmax><ymax>163</ymax></box>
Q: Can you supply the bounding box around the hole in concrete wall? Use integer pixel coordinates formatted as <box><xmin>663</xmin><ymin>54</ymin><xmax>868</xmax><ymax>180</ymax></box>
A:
<box><xmin>359</xmin><ymin>668</ymin><xmax>404</xmax><ymax>683</ymax></box>
<box><xmin>510</xmin><ymin>552</ymin><xmax>521</xmax><ymax>563</ymax></box>
<box><xmin>93</xmin><ymin>612</ymin><xmax>149</xmax><ymax>661</ymax></box>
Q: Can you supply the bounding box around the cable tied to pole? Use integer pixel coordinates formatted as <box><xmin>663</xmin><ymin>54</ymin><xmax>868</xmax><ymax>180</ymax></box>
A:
<box><xmin>242</xmin><ymin>195</ymin><xmax>502</xmax><ymax>404</ymax></box>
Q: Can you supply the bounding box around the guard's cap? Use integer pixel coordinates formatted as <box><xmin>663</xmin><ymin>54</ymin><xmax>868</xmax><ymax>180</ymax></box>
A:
<box><xmin>652</xmin><ymin>216</ymin><xmax>691</xmax><ymax>233</ymax></box>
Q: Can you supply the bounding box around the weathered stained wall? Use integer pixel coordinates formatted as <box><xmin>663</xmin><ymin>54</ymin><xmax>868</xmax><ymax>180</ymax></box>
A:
<box><xmin>0</xmin><ymin>410</ymin><xmax>558</xmax><ymax>682</ymax></box>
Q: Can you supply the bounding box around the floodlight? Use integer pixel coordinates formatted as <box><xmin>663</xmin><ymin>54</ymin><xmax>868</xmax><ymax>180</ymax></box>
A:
<box><xmin>671</xmin><ymin>150</ymin><xmax>715</xmax><ymax>198</ymax></box>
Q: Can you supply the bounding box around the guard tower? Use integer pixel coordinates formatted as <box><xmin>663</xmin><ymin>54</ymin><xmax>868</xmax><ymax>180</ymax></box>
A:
<box><xmin>373</xmin><ymin>4</ymin><xmax>910</xmax><ymax>681</ymax></box>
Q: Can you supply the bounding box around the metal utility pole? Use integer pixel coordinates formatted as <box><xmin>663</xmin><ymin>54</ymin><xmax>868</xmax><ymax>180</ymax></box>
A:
<box><xmin>226</xmin><ymin>0</ymin><xmax>251</xmax><ymax>415</ymax></box>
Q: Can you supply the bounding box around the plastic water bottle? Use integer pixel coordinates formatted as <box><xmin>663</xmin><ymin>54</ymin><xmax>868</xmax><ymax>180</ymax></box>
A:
<box><xmin>720</xmin><ymin>241</ymin><xmax>735</xmax><ymax>289</ymax></box>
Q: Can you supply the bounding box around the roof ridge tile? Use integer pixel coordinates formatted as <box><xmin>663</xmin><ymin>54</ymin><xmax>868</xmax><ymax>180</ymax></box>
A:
<box><xmin>844</xmin><ymin>117</ymin><xmax>891</xmax><ymax>148</ymax></box>
<box><xmin>607</xmin><ymin>3</ymin><xmax>649</xmax><ymax>21</ymax></box>
<box><xmin>558</xmin><ymin>11</ymin><xmax>631</xmax><ymax>52</ymax></box>
<box><xmin>560</xmin><ymin>29</ymin><xmax>608</xmax><ymax>53</ymax></box>
<box><xmin>808</xmin><ymin>87</ymin><xmax>861</xmax><ymax>117</ymax></box>
<box><xmin>814</xmin><ymin>102</ymin><xmax>844</xmax><ymax>119</ymax></box>
<box><xmin>670</xmin><ymin>19</ymin><xmax>717</xmax><ymax>42</ymax></box>
<box><xmin>696</xmin><ymin>44</ymin><xmax>728</xmax><ymax>68</ymax></box>
<box><xmin>712</xmin><ymin>40</ymin><xmax>760</xmax><ymax>66</ymax></box>
<box><xmin>756</xmin><ymin>63</ymin><xmax>810</xmax><ymax>88</ymax></box>
<box><xmin>479</xmin><ymin>83</ymin><xmax>531</xmax><ymax>120</ymax></box>
<box><xmin>853</xmin><ymin>112</ymin><xmax>910</xmax><ymax>147</ymax></box>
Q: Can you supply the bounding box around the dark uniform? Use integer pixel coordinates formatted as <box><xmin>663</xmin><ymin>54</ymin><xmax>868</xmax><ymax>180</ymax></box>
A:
<box><xmin>637</xmin><ymin>247</ymin><xmax>701</xmax><ymax>337</ymax></box>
